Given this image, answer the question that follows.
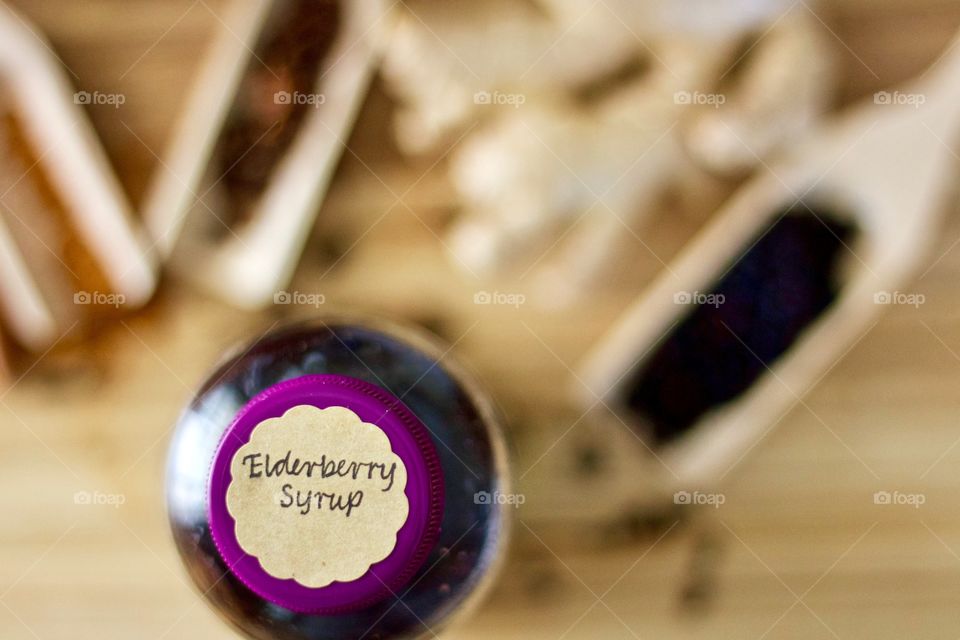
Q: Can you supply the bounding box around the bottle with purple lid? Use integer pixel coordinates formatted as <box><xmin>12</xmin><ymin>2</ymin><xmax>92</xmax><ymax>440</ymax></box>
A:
<box><xmin>165</xmin><ymin>316</ymin><xmax>510</xmax><ymax>639</ymax></box>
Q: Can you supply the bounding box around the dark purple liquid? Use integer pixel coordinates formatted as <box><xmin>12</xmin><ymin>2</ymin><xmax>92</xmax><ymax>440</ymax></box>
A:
<box><xmin>166</xmin><ymin>320</ymin><xmax>508</xmax><ymax>639</ymax></box>
<box><xmin>625</xmin><ymin>210</ymin><xmax>854</xmax><ymax>443</ymax></box>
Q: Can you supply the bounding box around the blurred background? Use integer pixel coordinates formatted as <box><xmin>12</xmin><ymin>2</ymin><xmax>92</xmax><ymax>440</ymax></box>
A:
<box><xmin>2</xmin><ymin>0</ymin><xmax>960</xmax><ymax>637</ymax></box>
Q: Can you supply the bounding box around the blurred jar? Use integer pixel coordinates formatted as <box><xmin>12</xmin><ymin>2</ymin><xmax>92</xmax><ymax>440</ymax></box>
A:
<box><xmin>166</xmin><ymin>316</ymin><xmax>510</xmax><ymax>639</ymax></box>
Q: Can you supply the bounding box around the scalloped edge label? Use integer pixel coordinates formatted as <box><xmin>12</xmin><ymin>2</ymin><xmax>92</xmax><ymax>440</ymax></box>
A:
<box><xmin>225</xmin><ymin>405</ymin><xmax>409</xmax><ymax>588</ymax></box>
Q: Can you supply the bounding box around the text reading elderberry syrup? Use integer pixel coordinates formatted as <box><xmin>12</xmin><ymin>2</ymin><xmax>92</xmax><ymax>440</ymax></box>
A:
<box><xmin>240</xmin><ymin>450</ymin><xmax>398</xmax><ymax>516</ymax></box>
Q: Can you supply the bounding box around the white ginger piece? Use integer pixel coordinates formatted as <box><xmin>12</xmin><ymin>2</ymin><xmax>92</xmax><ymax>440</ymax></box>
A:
<box><xmin>448</xmin><ymin>35</ymin><xmax>739</xmax><ymax>278</ymax></box>
<box><xmin>683</xmin><ymin>9</ymin><xmax>834</xmax><ymax>174</ymax></box>
<box><xmin>381</xmin><ymin>0</ymin><xmax>645</xmax><ymax>155</ymax></box>
<box><xmin>382</xmin><ymin>0</ymin><xmax>800</xmax><ymax>154</ymax></box>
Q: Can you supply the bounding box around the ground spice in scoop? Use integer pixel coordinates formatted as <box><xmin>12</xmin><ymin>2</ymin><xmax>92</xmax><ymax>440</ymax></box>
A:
<box><xmin>210</xmin><ymin>0</ymin><xmax>340</xmax><ymax>232</ymax></box>
<box><xmin>0</xmin><ymin>111</ymin><xmax>113</xmax><ymax>325</ymax></box>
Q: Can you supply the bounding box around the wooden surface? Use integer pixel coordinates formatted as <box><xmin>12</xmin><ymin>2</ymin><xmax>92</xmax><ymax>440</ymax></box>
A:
<box><xmin>4</xmin><ymin>1</ymin><xmax>960</xmax><ymax>638</ymax></box>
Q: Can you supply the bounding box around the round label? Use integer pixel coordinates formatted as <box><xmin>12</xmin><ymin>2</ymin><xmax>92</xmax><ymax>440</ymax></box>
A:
<box><xmin>208</xmin><ymin>375</ymin><xmax>444</xmax><ymax>614</ymax></box>
<box><xmin>226</xmin><ymin>405</ymin><xmax>410</xmax><ymax>588</ymax></box>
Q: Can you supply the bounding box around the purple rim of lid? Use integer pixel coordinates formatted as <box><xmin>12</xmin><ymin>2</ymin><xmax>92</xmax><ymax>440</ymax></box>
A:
<box><xmin>207</xmin><ymin>374</ymin><xmax>445</xmax><ymax>615</ymax></box>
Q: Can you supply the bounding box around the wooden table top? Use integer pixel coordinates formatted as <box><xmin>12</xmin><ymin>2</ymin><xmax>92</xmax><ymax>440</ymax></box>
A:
<box><xmin>3</xmin><ymin>1</ymin><xmax>960</xmax><ymax>638</ymax></box>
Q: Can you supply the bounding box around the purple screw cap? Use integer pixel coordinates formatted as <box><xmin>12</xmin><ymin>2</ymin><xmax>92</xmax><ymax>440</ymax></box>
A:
<box><xmin>207</xmin><ymin>374</ymin><xmax>444</xmax><ymax>614</ymax></box>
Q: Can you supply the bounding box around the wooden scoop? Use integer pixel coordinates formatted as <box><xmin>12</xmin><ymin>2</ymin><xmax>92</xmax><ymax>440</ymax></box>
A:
<box><xmin>0</xmin><ymin>4</ymin><xmax>156</xmax><ymax>351</ymax></box>
<box><xmin>578</xmin><ymin>31</ymin><xmax>960</xmax><ymax>486</ymax></box>
<box><xmin>142</xmin><ymin>0</ymin><xmax>388</xmax><ymax>309</ymax></box>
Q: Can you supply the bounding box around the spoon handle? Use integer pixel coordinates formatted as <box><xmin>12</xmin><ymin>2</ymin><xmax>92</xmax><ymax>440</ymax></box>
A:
<box><xmin>911</xmin><ymin>31</ymin><xmax>960</xmax><ymax>137</ymax></box>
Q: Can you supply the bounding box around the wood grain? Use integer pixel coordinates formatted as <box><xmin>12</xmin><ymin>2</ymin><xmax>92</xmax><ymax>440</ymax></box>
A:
<box><xmin>2</xmin><ymin>1</ymin><xmax>960</xmax><ymax>638</ymax></box>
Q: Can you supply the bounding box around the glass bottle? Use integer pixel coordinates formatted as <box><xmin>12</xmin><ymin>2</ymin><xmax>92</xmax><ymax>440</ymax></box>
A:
<box><xmin>166</xmin><ymin>316</ymin><xmax>510</xmax><ymax>639</ymax></box>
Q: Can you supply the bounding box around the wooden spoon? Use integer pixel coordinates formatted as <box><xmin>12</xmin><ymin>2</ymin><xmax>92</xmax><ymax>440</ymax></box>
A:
<box><xmin>142</xmin><ymin>0</ymin><xmax>388</xmax><ymax>309</ymax></box>
<box><xmin>0</xmin><ymin>4</ymin><xmax>156</xmax><ymax>350</ymax></box>
<box><xmin>578</xmin><ymin>31</ymin><xmax>960</xmax><ymax>486</ymax></box>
